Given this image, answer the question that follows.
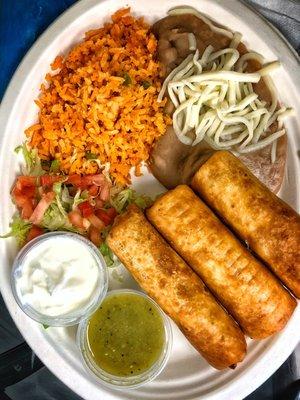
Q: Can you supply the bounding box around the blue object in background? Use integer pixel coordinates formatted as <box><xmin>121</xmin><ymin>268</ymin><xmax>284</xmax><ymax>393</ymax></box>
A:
<box><xmin>0</xmin><ymin>0</ymin><xmax>78</xmax><ymax>99</ymax></box>
<box><xmin>0</xmin><ymin>1</ymin><xmax>299</xmax><ymax>400</ymax></box>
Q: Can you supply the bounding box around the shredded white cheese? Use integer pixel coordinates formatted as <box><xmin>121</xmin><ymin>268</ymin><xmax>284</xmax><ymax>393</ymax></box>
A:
<box><xmin>159</xmin><ymin>7</ymin><xmax>294</xmax><ymax>161</ymax></box>
<box><xmin>188</xmin><ymin>33</ymin><xmax>197</xmax><ymax>50</ymax></box>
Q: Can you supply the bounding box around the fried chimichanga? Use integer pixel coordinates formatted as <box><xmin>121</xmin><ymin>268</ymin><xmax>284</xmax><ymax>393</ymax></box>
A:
<box><xmin>147</xmin><ymin>186</ymin><xmax>296</xmax><ymax>339</ymax></box>
<box><xmin>107</xmin><ymin>206</ymin><xmax>246</xmax><ymax>370</ymax></box>
<box><xmin>192</xmin><ymin>151</ymin><xmax>300</xmax><ymax>298</ymax></box>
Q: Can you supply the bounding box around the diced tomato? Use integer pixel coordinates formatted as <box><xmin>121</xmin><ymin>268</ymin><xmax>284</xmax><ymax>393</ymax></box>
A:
<box><xmin>16</xmin><ymin>176</ymin><xmax>37</xmax><ymax>189</ymax></box>
<box><xmin>79</xmin><ymin>176</ymin><xmax>93</xmax><ymax>187</ymax></box>
<box><xmin>99</xmin><ymin>184</ymin><xmax>110</xmax><ymax>201</ymax></box>
<box><xmin>14</xmin><ymin>183</ymin><xmax>36</xmax><ymax>199</ymax></box>
<box><xmin>106</xmin><ymin>207</ymin><xmax>118</xmax><ymax>220</ymax></box>
<box><xmin>11</xmin><ymin>178</ymin><xmax>36</xmax><ymax>220</ymax></box>
<box><xmin>26</xmin><ymin>226</ymin><xmax>44</xmax><ymax>243</ymax></box>
<box><xmin>22</xmin><ymin>185</ymin><xmax>36</xmax><ymax>197</ymax></box>
<box><xmin>68</xmin><ymin>210</ymin><xmax>86</xmax><ymax>230</ymax></box>
<box><xmin>12</xmin><ymin>187</ymin><xmax>29</xmax><ymax>207</ymax></box>
<box><xmin>40</xmin><ymin>175</ymin><xmax>63</xmax><ymax>187</ymax></box>
<box><xmin>81</xmin><ymin>174</ymin><xmax>106</xmax><ymax>187</ymax></box>
<box><xmin>92</xmin><ymin>174</ymin><xmax>107</xmax><ymax>186</ymax></box>
<box><xmin>29</xmin><ymin>191</ymin><xmax>55</xmax><ymax>225</ymax></box>
<box><xmin>13</xmin><ymin>176</ymin><xmax>36</xmax><ymax>199</ymax></box>
<box><xmin>78</xmin><ymin>201</ymin><xmax>94</xmax><ymax>218</ymax></box>
<box><xmin>95</xmin><ymin>209</ymin><xmax>112</xmax><ymax>226</ymax></box>
<box><xmin>66</xmin><ymin>174</ymin><xmax>82</xmax><ymax>187</ymax></box>
<box><xmin>94</xmin><ymin>198</ymin><xmax>104</xmax><ymax>209</ymax></box>
<box><xmin>82</xmin><ymin>218</ymin><xmax>90</xmax><ymax>230</ymax></box>
<box><xmin>89</xmin><ymin>226</ymin><xmax>103</xmax><ymax>247</ymax></box>
<box><xmin>88</xmin><ymin>185</ymin><xmax>99</xmax><ymax>197</ymax></box>
<box><xmin>66</xmin><ymin>174</ymin><xmax>109</xmax><ymax>194</ymax></box>
<box><xmin>21</xmin><ymin>202</ymin><xmax>35</xmax><ymax>220</ymax></box>
<box><xmin>87</xmin><ymin>214</ymin><xmax>105</xmax><ymax>230</ymax></box>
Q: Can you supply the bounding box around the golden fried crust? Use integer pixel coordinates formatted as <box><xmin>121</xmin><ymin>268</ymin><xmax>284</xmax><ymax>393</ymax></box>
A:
<box><xmin>107</xmin><ymin>206</ymin><xmax>246</xmax><ymax>370</ymax></box>
<box><xmin>147</xmin><ymin>186</ymin><xmax>296</xmax><ymax>339</ymax></box>
<box><xmin>192</xmin><ymin>151</ymin><xmax>300</xmax><ymax>299</ymax></box>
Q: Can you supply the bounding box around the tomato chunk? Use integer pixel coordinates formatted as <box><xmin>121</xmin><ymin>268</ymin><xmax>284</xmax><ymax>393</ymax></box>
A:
<box><xmin>88</xmin><ymin>185</ymin><xmax>99</xmax><ymax>197</ymax></box>
<box><xmin>106</xmin><ymin>207</ymin><xmax>117</xmax><ymax>220</ymax></box>
<box><xmin>95</xmin><ymin>209</ymin><xmax>113</xmax><ymax>226</ymax></box>
<box><xmin>13</xmin><ymin>176</ymin><xmax>36</xmax><ymax>197</ymax></box>
<box><xmin>89</xmin><ymin>226</ymin><xmax>103</xmax><ymax>247</ymax></box>
<box><xmin>78</xmin><ymin>201</ymin><xmax>94</xmax><ymax>218</ymax></box>
<box><xmin>66</xmin><ymin>174</ymin><xmax>82</xmax><ymax>187</ymax></box>
<box><xmin>81</xmin><ymin>174</ymin><xmax>106</xmax><ymax>187</ymax></box>
<box><xmin>11</xmin><ymin>177</ymin><xmax>37</xmax><ymax>220</ymax></box>
<box><xmin>21</xmin><ymin>202</ymin><xmax>35</xmax><ymax>220</ymax></box>
<box><xmin>68</xmin><ymin>210</ymin><xmax>85</xmax><ymax>230</ymax></box>
<box><xmin>40</xmin><ymin>175</ymin><xmax>63</xmax><ymax>187</ymax></box>
<box><xmin>29</xmin><ymin>191</ymin><xmax>55</xmax><ymax>225</ymax></box>
<box><xmin>26</xmin><ymin>226</ymin><xmax>44</xmax><ymax>243</ymax></box>
<box><xmin>16</xmin><ymin>176</ymin><xmax>37</xmax><ymax>188</ymax></box>
<box><xmin>94</xmin><ymin>198</ymin><xmax>104</xmax><ymax>209</ymax></box>
<box><xmin>87</xmin><ymin>214</ymin><xmax>105</xmax><ymax>230</ymax></box>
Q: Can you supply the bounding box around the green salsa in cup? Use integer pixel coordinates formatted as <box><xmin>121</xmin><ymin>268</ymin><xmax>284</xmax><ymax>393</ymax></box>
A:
<box><xmin>87</xmin><ymin>292</ymin><xmax>165</xmax><ymax>376</ymax></box>
<box><xmin>77</xmin><ymin>289</ymin><xmax>172</xmax><ymax>388</ymax></box>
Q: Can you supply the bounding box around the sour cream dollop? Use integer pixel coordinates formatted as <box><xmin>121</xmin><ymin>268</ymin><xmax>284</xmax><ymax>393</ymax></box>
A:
<box><xmin>13</xmin><ymin>234</ymin><xmax>106</xmax><ymax>320</ymax></box>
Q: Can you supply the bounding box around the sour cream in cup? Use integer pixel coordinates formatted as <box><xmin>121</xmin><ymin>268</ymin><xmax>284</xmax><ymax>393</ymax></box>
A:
<box><xmin>11</xmin><ymin>232</ymin><xmax>108</xmax><ymax>326</ymax></box>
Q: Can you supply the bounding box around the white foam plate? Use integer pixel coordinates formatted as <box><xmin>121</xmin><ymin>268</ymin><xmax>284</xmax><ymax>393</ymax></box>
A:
<box><xmin>0</xmin><ymin>0</ymin><xmax>299</xmax><ymax>399</ymax></box>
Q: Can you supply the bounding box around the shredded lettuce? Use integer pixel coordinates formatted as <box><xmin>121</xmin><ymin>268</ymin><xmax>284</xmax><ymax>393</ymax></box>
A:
<box><xmin>42</xmin><ymin>203</ymin><xmax>75</xmax><ymax>232</ymax></box>
<box><xmin>72</xmin><ymin>189</ymin><xmax>89</xmax><ymax>210</ymax></box>
<box><xmin>99</xmin><ymin>243</ymin><xmax>114</xmax><ymax>266</ymax></box>
<box><xmin>53</xmin><ymin>181</ymin><xmax>63</xmax><ymax>196</ymax></box>
<box><xmin>61</xmin><ymin>186</ymin><xmax>73</xmax><ymax>205</ymax></box>
<box><xmin>99</xmin><ymin>242</ymin><xmax>119</xmax><ymax>268</ymax></box>
<box><xmin>53</xmin><ymin>181</ymin><xmax>69</xmax><ymax>216</ymax></box>
<box><xmin>0</xmin><ymin>215</ymin><xmax>32</xmax><ymax>246</ymax></box>
<box><xmin>110</xmin><ymin>188</ymin><xmax>152</xmax><ymax>213</ymax></box>
<box><xmin>42</xmin><ymin>185</ymin><xmax>88</xmax><ymax>232</ymax></box>
<box><xmin>50</xmin><ymin>159</ymin><xmax>60</xmax><ymax>173</ymax></box>
<box><xmin>15</xmin><ymin>143</ymin><xmax>44</xmax><ymax>176</ymax></box>
<box><xmin>54</xmin><ymin>183</ymin><xmax>87</xmax><ymax>211</ymax></box>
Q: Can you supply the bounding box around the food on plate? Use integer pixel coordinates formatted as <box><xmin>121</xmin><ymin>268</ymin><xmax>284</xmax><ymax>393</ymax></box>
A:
<box><xmin>25</xmin><ymin>8</ymin><xmax>171</xmax><ymax>185</ymax></box>
<box><xmin>2</xmin><ymin>144</ymin><xmax>152</xmax><ymax>268</ymax></box>
<box><xmin>84</xmin><ymin>291</ymin><xmax>166</xmax><ymax>377</ymax></box>
<box><xmin>192</xmin><ymin>151</ymin><xmax>300</xmax><ymax>298</ymax></box>
<box><xmin>4</xmin><ymin>145</ymin><xmax>112</xmax><ymax>245</ymax></box>
<box><xmin>107</xmin><ymin>206</ymin><xmax>247</xmax><ymax>370</ymax></box>
<box><xmin>11</xmin><ymin>233</ymin><xmax>108</xmax><ymax>325</ymax></box>
<box><xmin>147</xmin><ymin>185</ymin><xmax>296</xmax><ymax>339</ymax></box>
<box><xmin>150</xmin><ymin>6</ymin><xmax>293</xmax><ymax>193</ymax></box>
<box><xmin>1</xmin><ymin>3</ymin><xmax>299</xmax><ymax>381</ymax></box>
<box><xmin>149</xmin><ymin>126</ymin><xmax>213</xmax><ymax>189</ymax></box>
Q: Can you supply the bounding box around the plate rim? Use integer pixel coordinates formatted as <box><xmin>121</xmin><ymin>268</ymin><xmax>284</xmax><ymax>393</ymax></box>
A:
<box><xmin>0</xmin><ymin>1</ymin><xmax>299</xmax><ymax>399</ymax></box>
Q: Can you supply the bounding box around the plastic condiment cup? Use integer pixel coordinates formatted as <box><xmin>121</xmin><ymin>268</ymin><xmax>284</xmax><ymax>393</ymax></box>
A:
<box><xmin>77</xmin><ymin>289</ymin><xmax>173</xmax><ymax>389</ymax></box>
<box><xmin>11</xmin><ymin>231</ymin><xmax>108</xmax><ymax>327</ymax></box>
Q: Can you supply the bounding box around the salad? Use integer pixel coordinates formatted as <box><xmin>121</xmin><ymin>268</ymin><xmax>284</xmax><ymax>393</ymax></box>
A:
<box><xmin>2</xmin><ymin>144</ymin><xmax>152</xmax><ymax>267</ymax></box>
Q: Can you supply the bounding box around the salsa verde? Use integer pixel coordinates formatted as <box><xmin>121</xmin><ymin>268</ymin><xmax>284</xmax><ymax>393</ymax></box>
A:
<box><xmin>87</xmin><ymin>292</ymin><xmax>165</xmax><ymax>377</ymax></box>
